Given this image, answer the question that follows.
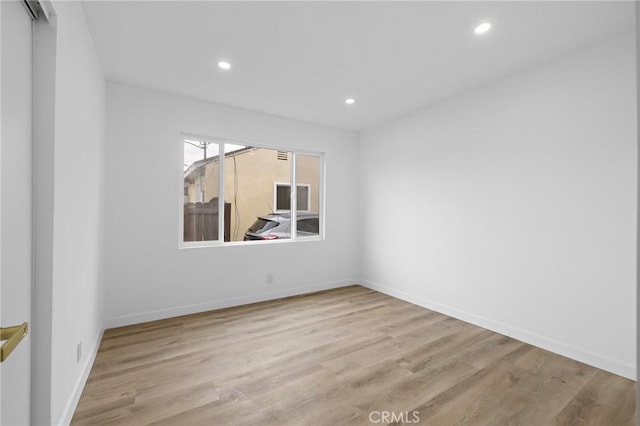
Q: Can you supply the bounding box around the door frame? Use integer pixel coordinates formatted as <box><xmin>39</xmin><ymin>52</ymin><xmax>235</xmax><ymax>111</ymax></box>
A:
<box><xmin>30</xmin><ymin>1</ymin><xmax>57</xmax><ymax>425</ymax></box>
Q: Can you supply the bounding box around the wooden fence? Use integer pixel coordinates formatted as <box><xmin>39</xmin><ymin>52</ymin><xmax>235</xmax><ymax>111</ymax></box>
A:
<box><xmin>183</xmin><ymin>198</ymin><xmax>231</xmax><ymax>242</ymax></box>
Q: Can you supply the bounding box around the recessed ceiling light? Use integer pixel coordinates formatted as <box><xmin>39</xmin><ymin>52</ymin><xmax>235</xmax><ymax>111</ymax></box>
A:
<box><xmin>345</xmin><ymin>98</ymin><xmax>355</xmax><ymax>105</ymax></box>
<box><xmin>217</xmin><ymin>61</ymin><xmax>231</xmax><ymax>70</ymax></box>
<box><xmin>474</xmin><ymin>22</ymin><xmax>492</xmax><ymax>35</ymax></box>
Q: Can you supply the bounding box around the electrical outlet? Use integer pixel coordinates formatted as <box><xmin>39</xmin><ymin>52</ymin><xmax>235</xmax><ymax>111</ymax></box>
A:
<box><xmin>266</xmin><ymin>274</ymin><xmax>274</xmax><ymax>284</ymax></box>
<box><xmin>77</xmin><ymin>342</ymin><xmax>82</xmax><ymax>363</ymax></box>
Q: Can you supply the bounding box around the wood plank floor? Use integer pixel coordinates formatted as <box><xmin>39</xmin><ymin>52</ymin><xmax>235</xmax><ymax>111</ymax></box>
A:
<box><xmin>72</xmin><ymin>286</ymin><xmax>636</xmax><ymax>425</ymax></box>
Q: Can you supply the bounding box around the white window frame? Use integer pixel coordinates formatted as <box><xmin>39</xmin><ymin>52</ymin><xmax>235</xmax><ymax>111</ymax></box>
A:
<box><xmin>273</xmin><ymin>182</ymin><xmax>311</xmax><ymax>213</ymax></box>
<box><xmin>179</xmin><ymin>133</ymin><xmax>325</xmax><ymax>248</ymax></box>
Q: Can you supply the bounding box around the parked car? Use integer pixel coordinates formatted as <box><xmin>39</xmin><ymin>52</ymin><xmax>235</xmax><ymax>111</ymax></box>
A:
<box><xmin>244</xmin><ymin>213</ymin><xmax>319</xmax><ymax>241</ymax></box>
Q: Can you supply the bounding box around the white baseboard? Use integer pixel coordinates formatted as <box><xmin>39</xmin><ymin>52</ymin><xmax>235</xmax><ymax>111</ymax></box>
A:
<box><xmin>57</xmin><ymin>329</ymin><xmax>104</xmax><ymax>426</ymax></box>
<box><xmin>360</xmin><ymin>279</ymin><xmax>636</xmax><ymax>381</ymax></box>
<box><xmin>105</xmin><ymin>279</ymin><xmax>357</xmax><ymax>329</ymax></box>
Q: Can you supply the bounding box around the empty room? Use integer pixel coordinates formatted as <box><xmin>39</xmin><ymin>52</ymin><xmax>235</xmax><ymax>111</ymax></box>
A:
<box><xmin>0</xmin><ymin>0</ymin><xmax>637</xmax><ymax>425</ymax></box>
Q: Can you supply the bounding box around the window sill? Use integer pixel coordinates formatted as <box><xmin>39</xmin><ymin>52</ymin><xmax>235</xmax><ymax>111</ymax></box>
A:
<box><xmin>178</xmin><ymin>235</ymin><xmax>324</xmax><ymax>249</ymax></box>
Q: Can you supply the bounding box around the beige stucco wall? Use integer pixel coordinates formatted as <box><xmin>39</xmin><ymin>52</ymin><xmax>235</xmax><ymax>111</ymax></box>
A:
<box><xmin>184</xmin><ymin>148</ymin><xmax>320</xmax><ymax>241</ymax></box>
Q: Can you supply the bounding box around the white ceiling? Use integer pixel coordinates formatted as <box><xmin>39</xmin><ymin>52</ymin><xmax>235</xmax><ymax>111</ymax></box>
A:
<box><xmin>82</xmin><ymin>1</ymin><xmax>634</xmax><ymax>131</ymax></box>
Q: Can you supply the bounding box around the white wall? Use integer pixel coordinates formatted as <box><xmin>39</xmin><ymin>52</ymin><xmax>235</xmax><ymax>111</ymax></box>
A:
<box><xmin>359</xmin><ymin>32</ymin><xmax>637</xmax><ymax>379</ymax></box>
<box><xmin>41</xmin><ymin>3</ymin><xmax>106</xmax><ymax>425</ymax></box>
<box><xmin>104</xmin><ymin>82</ymin><xmax>359</xmax><ymax>326</ymax></box>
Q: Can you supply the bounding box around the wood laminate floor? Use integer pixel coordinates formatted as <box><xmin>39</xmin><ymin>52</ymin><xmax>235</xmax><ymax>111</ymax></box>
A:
<box><xmin>72</xmin><ymin>286</ymin><xmax>636</xmax><ymax>425</ymax></box>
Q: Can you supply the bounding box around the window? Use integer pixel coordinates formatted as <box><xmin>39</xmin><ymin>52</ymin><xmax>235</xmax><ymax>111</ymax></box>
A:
<box><xmin>274</xmin><ymin>183</ymin><xmax>310</xmax><ymax>212</ymax></box>
<box><xmin>183</xmin><ymin>139</ymin><xmax>221</xmax><ymax>242</ymax></box>
<box><xmin>181</xmin><ymin>136</ymin><xmax>324</xmax><ymax>246</ymax></box>
<box><xmin>297</xmin><ymin>217</ymin><xmax>319</xmax><ymax>234</ymax></box>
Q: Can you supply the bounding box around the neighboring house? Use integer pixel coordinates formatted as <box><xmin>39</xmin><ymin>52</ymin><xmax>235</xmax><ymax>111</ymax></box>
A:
<box><xmin>184</xmin><ymin>147</ymin><xmax>320</xmax><ymax>241</ymax></box>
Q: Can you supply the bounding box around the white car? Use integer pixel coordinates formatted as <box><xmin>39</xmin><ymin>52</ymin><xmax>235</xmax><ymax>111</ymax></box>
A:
<box><xmin>243</xmin><ymin>213</ymin><xmax>319</xmax><ymax>240</ymax></box>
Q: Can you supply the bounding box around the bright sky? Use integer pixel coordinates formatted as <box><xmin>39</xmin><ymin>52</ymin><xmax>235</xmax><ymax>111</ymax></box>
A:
<box><xmin>184</xmin><ymin>139</ymin><xmax>246</xmax><ymax>170</ymax></box>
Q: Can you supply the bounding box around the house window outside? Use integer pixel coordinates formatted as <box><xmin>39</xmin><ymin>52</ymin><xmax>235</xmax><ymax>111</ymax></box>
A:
<box><xmin>274</xmin><ymin>183</ymin><xmax>310</xmax><ymax>212</ymax></box>
<box><xmin>181</xmin><ymin>136</ymin><xmax>324</xmax><ymax>246</ymax></box>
